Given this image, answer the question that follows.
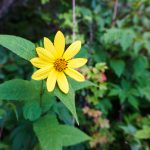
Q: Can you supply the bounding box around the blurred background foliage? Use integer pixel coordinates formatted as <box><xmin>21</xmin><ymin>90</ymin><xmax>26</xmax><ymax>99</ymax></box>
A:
<box><xmin>0</xmin><ymin>0</ymin><xmax>150</xmax><ymax>149</ymax></box>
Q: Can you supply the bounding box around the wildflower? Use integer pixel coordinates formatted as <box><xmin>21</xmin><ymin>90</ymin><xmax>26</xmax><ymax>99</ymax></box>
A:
<box><xmin>30</xmin><ymin>31</ymin><xmax>87</xmax><ymax>94</ymax></box>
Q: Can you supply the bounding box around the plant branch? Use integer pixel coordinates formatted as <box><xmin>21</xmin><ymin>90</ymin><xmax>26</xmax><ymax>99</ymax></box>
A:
<box><xmin>72</xmin><ymin>0</ymin><xmax>76</xmax><ymax>125</ymax></box>
<box><xmin>72</xmin><ymin>0</ymin><xmax>76</xmax><ymax>42</ymax></box>
<box><xmin>112</xmin><ymin>0</ymin><xmax>119</xmax><ymax>26</ymax></box>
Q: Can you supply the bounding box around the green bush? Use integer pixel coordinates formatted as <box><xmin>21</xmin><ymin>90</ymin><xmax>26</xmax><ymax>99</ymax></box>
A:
<box><xmin>0</xmin><ymin>0</ymin><xmax>150</xmax><ymax>150</ymax></box>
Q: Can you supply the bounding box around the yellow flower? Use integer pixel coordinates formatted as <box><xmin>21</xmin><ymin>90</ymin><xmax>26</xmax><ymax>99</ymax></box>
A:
<box><xmin>30</xmin><ymin>31</ymin><xmax>87</xmax><ymax>94</ymax></box>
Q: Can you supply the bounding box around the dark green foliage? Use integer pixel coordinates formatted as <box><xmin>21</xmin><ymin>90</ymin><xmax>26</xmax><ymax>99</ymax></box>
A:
<box><xmin>0</xmin><ymin>0</ymin><xmax>150</xmax><ymax>150</ymax></box>
<box><xmin>33</xmin><ymin>115</ymin><xmax>90</xmax><ymax>150</ymax></box>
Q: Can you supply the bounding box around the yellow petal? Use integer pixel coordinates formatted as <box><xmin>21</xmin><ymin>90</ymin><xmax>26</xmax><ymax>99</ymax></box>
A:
<box><xmin>44</xmin><ymin>37</ymin><xmax>58</xmax><ymax>58</ymax></box>
<box><xmin>46</xmin><ymin>69</ymin><xmax>57</xmax><ymax>92</ymax></box>
<box><xmin>30</xmin><ymin>57</ymin><xmax>52</xmax><ymax>68</ymax></box>
<box><xmin>65</xmin><ymin>68</ymin><xmax>85</xmax><ymax>82</ymax></box>
<box><xmin>57</xmin><ymin>72</ymin><xmax>69</xmax><ymax>94</ymax></box>
<box><xmin>36</xmin><ymin>47</ymin><xmax>55</xmax><ymax>61</ymax></box>
<box><xmin>68</xmin><ymin>58</ymin><xmax>87</xmax><ymax>68</ymax></box>
<box><xmin>54</xmin><ymin>31</ymin><xmax>65</xmax><ymax>58</ymax></box>
<box><xmin>63</xmin><ymin>41</ymin><xmax>81</xmax><ymax>60</ymax></box>
<box><xmin>32</xmin><ymin>66</ymin><xmax>53</xmax><ymax>80</ymax></box>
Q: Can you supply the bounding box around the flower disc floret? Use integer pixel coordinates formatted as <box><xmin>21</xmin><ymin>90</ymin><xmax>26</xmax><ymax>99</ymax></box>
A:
<box><xmin>54</xmin><ymin>58</ymin><xmax>68</xmax><ymax>72</ymax></box>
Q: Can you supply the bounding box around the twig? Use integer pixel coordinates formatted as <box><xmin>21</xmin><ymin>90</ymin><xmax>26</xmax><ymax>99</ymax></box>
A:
<box><xmin>72</xmin><ymin>0</ymin><xmax>76</xmax><ymax>42</ymax></box>
<box><xmin>112</xmin><ymin>0</ymin><xmax>119</xmax><ymax>26</ymax></box>
<box><xmin>72</xmin><ymin>0</ymin><xmax>76</xmax><ymax>125</ymax></box>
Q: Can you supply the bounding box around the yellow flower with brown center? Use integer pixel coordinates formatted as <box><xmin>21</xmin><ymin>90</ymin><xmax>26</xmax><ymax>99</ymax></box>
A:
<box><xmin>30</xmin><ymin>31</ymin><xmax>87</xmax><ymax>94</ymax></box>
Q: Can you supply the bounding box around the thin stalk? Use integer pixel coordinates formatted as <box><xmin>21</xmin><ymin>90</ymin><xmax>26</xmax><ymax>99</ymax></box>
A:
<box><xmin>112</xmin><ymin>0</ymin><xmax>119</xmax><ymax>26</ymax></box>
<box><xmin>72</xmin><ymin>0</ymin><xmax>76</xmax><ymax>125</ymax></box>
<box><xmin>72</xmin><ymin>0</ymin><xmax>76</xmax><ymax>42</ymax></box>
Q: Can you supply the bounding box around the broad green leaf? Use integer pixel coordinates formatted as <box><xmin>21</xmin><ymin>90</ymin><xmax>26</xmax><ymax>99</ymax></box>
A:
<box><xmin>110</xmin><ymin>59</ymin><xmax>125</xmax><ymax>77</ymax></box>
<box><xmin>41</xmin><ymin>89</ymin><xmax>56</xmax><ymax>113</ymax></box>
<box><xmin>34</xmin><ymin>115</ymin><xmax>90</xmax><ymax>150</ymax></box>
<box><xmin>10</xmin><ymin>124</ymin><xmax>35</xmax><ymax>150</ymax></box>
<box><xmin>120</xmin><ymin>30</ymin><xmax>135</xmax><ymax>51</ymax></box>
<box><xmin>60</xmin><ymin>125</ymin><xmax>91</xmax><ymax>146</ymax></box>
<box><xmin>119</xmin><ymin>91</ymin><xmax>127</xmax><ymax>103</ymax></box>
<box><xmin>103</xmin><ymin>28</ymin><xmax>123</xmax><ymax>44</ymax></box>
<box><xmin>109</xmin><ymin>87</ymin><xmax>122</xmax><ymax>96</ymax></box>
<box><xmin>23</xmin><ymin>101</ymin><xmax>42</xmax><ymax>121</ymax></box>
<box><xmin>0</xmin><ymin>79</ymin><xmax>39</xmax><ymax>101</ymax></box>
<box><xmin>133</xmin><ymin>56</ymin><xmax>148</xmax><ymax>76</ymax></box>
<box><xmin>0</xmin><ymin>35</ymin><xmax>36</xmax><ymax>60</ymax></box>
<box><xmin>103</xmin><ymin>28</ymin><xmax>135</xmax><ymax>51</ymax></box>
<box><xmin>135</xmin><ymin>126</ymin><xmax>150</xmax><ymax>139</ymax></box>
<box><xmin>69</xmin><ymin>78</ymin><xmax>95</xmax><ymax>91</ymax></box>
<box><xmin>34</xmin><ymin>115</ymin><xmax>62</xmax><ymax>150</ymax></box>
<box><xmin>128</xmin><ymin>96</ymin><xmax>139</xmax><ymax>110</ymax></box>
<box><xmin>133</xmin><ymin>41</ymin><xmax>143</xmax><ymax>54</ymax></box>
<box><xmin>54</xmin><ymin>86</ymin><xmax>79</xmax><ymax>124</ymax></box>
<box><xmin>139</xmin><ymin>87</ymin><xmax>150</xmax><ymax>101</ymax></box>
<box><xmin>120</xmin><ymin>124</ymin><xmax>137</xmax><ymax>135</ymax></box>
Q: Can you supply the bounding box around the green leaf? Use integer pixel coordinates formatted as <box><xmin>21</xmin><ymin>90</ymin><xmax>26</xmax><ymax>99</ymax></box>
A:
<box><xmin>69</xmin><ymin>79</ymin><xmax>95</xmax><ymax>91</ymax></box>
<box><xmin>135</xmin><ymin>126</ymin><xmax>150</xmax><ymax>139</ymax></box>
<box><xmin>54</xmin><ymin>102</ymin><xmax>73</xmax><ymax>125</ymax></box>
<box><xmin>10</xmin><ymin>124</ymin><xmax>35</xmax><ymax>150</ymax></box>
<box><xmin>60</xmin><ymin>125</ymin><xmax>91</xmax><ymax>146</ymax></box>
<box><xmin>0</xmin><ymin>142</ymin><xmax>9</xmax><ymax>149</ymax></box>
<box><xmin>128</xmin><ymin>96</ymin><xmax>139</xmax><ymax>110</ymax></box>
<box><xmin>23</xmin><ymin>101</ymin><xmax>42</xmax><ymax>121</ymax></box>
<box><xmin>6</xmin><ymin>102</ymin><xmax>19</xmax><ymax>120</ymax></box>
<box><xmin>103</xmin><ymin>28</ymin><xmax>123</xmax><ymax>44</ymax></box>
<box><xmin>133</xmin><ymin>56</ymin><xmax>148</xmax><ymax>76</ymax></box>
<box><xmin>145</xmin><ymin>41</ymin><xmax>150</xmax><ymax>54</ymax></box>
<box><xmin>0</xmin><ymin>108</ymin><xmax>6</xmax><ymax>119</ymax></box>
<box><xmin>120</xmin><ymin>30</ymin><xmax>135</xmax><ymax>51</ymax></box>
<box><xmin>0</xmin><ymin>79</ymin><xmax>39</xmax><ymax>101</ymax></box>
<box><xmin>110</xmin><ymin>59</ymin><xmax>125</xmax><ymax>77</ymax></box>
<box><xmin>41</xmin><ymin>89</ymin><xmax>56</xmax><ymax>113</ymax></box>
<box><xmin>119</xmin><ymin>91</ymin><xmax>127</xmax><ymax>103</ymax></box>
<box><xmin>139</xmin><ymin>87</ymin><xmax>150</xmax><ymax>101</ymax></box>
<box><xmin>120</xmin><ymin>124</ymin><xmax>137</xmax><ymax>135</ymax></box>
<box><xmin>41</xmin><ymin>0</ymin><xmax>49</xmax><ymax>4</ymax></box>
<box><xmin>34</xmin><ymin>115</ymin><xmax>61</xmax><ymax>150</ymax></box>
<box><xmin>34</xmin><ymin>115</ymin><xmax>90</xmax><ymax>150</ymax></box>
<box><xmin>0</xmin><ymin>35</ymin><xmax>36</xmax><ymax>60</ymax></box>
<box><xmin>54</xmin><ymin>86</ymin><xmax>79</xmax><ymax>124</ymax></box>
<box><xmin>109</xmin><ymin>86</ymin><xmax>122</xmax><ymax>96</ymax></box>
<box><xmin>133</xmin><ymin>41</ymin><xmax>143</xmax><ymax>54</ymax></box>
<box><xmin>103</xmin><ymin>28</ymin><xmax>135</xmax><ymax>51</ymax></box>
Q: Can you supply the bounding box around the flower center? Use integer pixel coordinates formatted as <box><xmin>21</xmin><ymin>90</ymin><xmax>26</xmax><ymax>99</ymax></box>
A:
<box><xmin>54</xmin><ymin>58</ymin><xmax>68</xmax><ymax>72</ymax></box>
